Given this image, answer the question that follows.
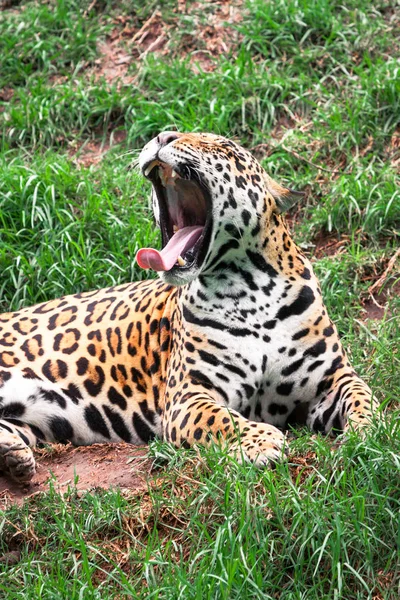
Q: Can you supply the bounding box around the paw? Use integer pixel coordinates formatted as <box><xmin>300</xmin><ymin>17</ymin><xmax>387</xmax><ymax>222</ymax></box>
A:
<box><xmin>229</xmin><ymin>424</ymin><xmax>287</xmax><ymax>467</ymax></box>
<box><xmin>343</xmin><ymin>414</ymin><xmax>373</xmax><ymax>439</ymax></box>
<box><xmin>0</xmin><ymin>433</ymin><xmax>36</xmax><ymax>483</ymax></box>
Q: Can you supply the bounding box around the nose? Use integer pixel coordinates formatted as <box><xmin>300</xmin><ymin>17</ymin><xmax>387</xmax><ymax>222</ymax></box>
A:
<box><xmin>156</xmin><ymin>131</ymin><xmax>180</xmax><ymax>146</ymax></box>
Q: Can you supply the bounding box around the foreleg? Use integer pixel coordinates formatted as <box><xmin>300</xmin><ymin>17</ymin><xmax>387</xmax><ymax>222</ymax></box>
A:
<box><xmin>308</xmin><ymin>370</ymin><xmax>379</xmax><ymax>435</ymax></box>
<box><xmin>164</xmin><ymin>388</ymin><xmax>287</xmax><ymax>466</ymax></box>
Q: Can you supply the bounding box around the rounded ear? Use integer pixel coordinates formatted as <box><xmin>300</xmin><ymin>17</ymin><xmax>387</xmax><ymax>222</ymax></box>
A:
<box><xmin>264</xmin><ymin>175</ymin><xmax>305</xmax><ymax>213</ymax></box>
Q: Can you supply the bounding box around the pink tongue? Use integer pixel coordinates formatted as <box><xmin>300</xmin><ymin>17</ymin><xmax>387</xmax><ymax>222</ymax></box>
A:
<box><xmin>136</xmin><ymin>226</ymin><xmax>204</xmax><ymax>271</ymax></box>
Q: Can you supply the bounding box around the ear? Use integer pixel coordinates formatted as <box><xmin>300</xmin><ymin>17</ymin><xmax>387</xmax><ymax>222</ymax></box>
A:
<box><xmin>264</xmin><ymin>175</ymin><xmax>305</xmax><ymax>213</ymax></box>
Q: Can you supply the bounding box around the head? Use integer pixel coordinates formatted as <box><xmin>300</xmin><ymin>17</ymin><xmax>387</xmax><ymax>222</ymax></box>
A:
<box><xmin>137</xmin><ymin>131</ymin><xmax>302</xmax><ymax>286</ymax></box>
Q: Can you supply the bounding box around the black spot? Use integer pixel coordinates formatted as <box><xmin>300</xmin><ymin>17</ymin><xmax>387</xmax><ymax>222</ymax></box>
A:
<box><xmin>242</xmin><ymin>384</ymin><xmax>255</xmax><ymax>399</ymax></box>
<box><xmin>138</xmin><ymin>400</ymin><xmax>156</xmax><ymax>426</ymax></box>
<box><xmin>234</xmin><ymin>157</ymin><xmax>246</xmax><ymax>173</ymax></box>
<box><xmin>0</xmin><ymin>402</ymin><xmax>25</xmax><ymax>418</ymax></box>
<box><xmin>183</xmin><ymin>306</ymin><xmax>254</xmax><ymax>338</ymax></box>
<box><xmin>76</xmin><ymin>357</ymin><xmax>89</xmax><ymax>376</ymax></box>
<box><xmin>83</xmin><ymin>365</ymin><xmax>105</xmax><ymax>397</ymax></box>
<box><xmin>322</xmin><ymin>389</ymin><xmax>341</xmax><ymax>426</ymax></box>
<box><xmin>103</xmin><ymin>405</ymin><xmax>131</xmax><ymax>442</ymax></box>
<box><xmin>246</xmin><ymin>250</ymin><xmax>278</xmax><ymax>278</ymax></box>
<box><xmin>22</xmin><ymin>367</ymin><xmax>41</xmax><ymax>380</ymax></box>
<box><xmin>207</xmin><ymin>239</ymin><xmax>240</xmax><ymax>269</ymax></box>
<box><xmin>62</xmin><ymin>383</ymin><xmax>82</xmax><ymax>405</ymax></box>
<box><xmin>194</xmin><ymin>412</ymin><xmax>202</xmax><ymax>425</ymax></box>
<box><xmin>57</xmin><ymin>359</ymin><xmax>68</xmax><ymax>379</ymax></box>
<box><xmin>276</xmin><ymin>286</ymin><xmax>315</xmax><ymax>321</ymax></box>
<box><xmin>268</xmin><ymin>403</ymin><xmax>288</xmax><ymax>416</ymax></box>
<box><xmin>189</xmin><ymin>369</ymin><xmax>229</xmax><ymax>403</ymax></box>
<box><xmin>180</xmin><ymin>413</ymin><xmax>190</xmax><ymax>430</ymax></box>
<box><xmin>48</xmin><ymin>416</ymin><xmax>74</xmax><ymax>442</ymax></box>
<box><xmin>53</xmin><ymin>328</ymin><xmax>81</xmax><ymax>354</ymax></box>
<box><xmin>248</xmin><ymin>189</ymin><xmax>259</xmax><ymax>207</ymax></box>
<box><xmin>224</xmin><ymin>363</ymin><xmax>246</xmax><ymax>378</ymax></box>
<box><xmin>84</xmin><ymin>404</ymin><xmax>110</xmax><ymax>439</ymax></box>
<box><xmin>0</xmin><ymin>370</ymin><xmax>12</xmax><ymax>385</ymax></box>
<box><xmin>108</xmin><ymin>386</ymin><xmax>127</xmax><ymax>410</ymax></box>
<box><xmin>262</xmin><ymin>280</ymin><xmax>276</xmax><ymax>297</ymax></box>
<box><xmin>30</xmin><ymin>424</ymin><xmax>45</xmax><ymax>441</ymax></box>
<box><xmin>316</xmin><ymin>377</ymin><xmax>333</xmax><ymax>398</ymax></box>
<box><xmin>281</xmin><ymin>357</ymin><xmax>305</xmax><ymax>376</ymax></box>
<box><xmin>149</xmin><ymin>351</ymin><xmax>160</xmax><ymax>375</ymax></box>
<box><xmin>313</xmin><ymin>416</ymin><xmax>325</xmax><ymax>433</ymax></box>
<box><xmin>42</xmin><ymin>360</ymin><xmax>56</xmax><ymax>382</ymax></box>
<box><xmin>193</xmin><ymin>427</ymin><xmax>203</xmax><ymax>441</ymax></box>
<box><xmin>303</xmin><ymin>339</ymin><xmax>327</xmax><ymax>358</ymax></box>
<box><xmin>307</xmin><ymin>360</ymin><xmax>324</xmax><ymax>372</ymax></box>
<box><xmin>236</xmin><ymin>175</ymin><xmax>247</xmax><ymax>189</ymax></box>
<box><xmin>276</xmin><ymin>382</ymin><xmax>294</xmax><ymax>396</ymax></box>
<box><xmin>41</xmin><ymin>389</ymin><xmax>66</xmax><ymax>409</ymax></box>
<box><xmin>132</xmin><ymin>412</ymin><xmax>155</xmax><ymax>443</ymax></box>
<box><xmin>170</xmin><ymin>426</ymin><xmax>177</xmax><ymax>442</ymax></box>
<box><xmin>208</xmin><ymin>339</ymin><xmax>227</xmax><ymax>350</ymax></box>
<box><xmin>123</xmin><ymin>385</ymin><xmax>132</xmax><ymax>397</ymax></box>
<box><xmin>241</xmin><ymin>209</ymin><xmax>251</xmax><ymax>226</ymax></box>
<box><xmin>0</xmin><ymin>422</ymin><xmax>14</xmax><ymax>433</ymax></box>
<box><xmin>323</xmin><ymin>325</ymin><xmax>335</xmax><ymax>337</ymax></box>
<box><xmin>292</xmin><ymin>328</ymin><xmax>310</xmax><ymax>340</ymax></box>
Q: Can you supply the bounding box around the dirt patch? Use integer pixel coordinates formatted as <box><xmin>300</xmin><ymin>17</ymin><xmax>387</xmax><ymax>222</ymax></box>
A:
<box><xmin>92</xmin><ymin>0</ymin><xmax>244</xmax><ymax>81</ymax></box>
<box><xmin>0</xmin><ymin>442</ymin><xmax>151</xmax><ymax>508</ymax></box>
<box><xmin>0</xmin><ymin>87</ymin><xmax>14</xmax><ymax>102</ymax></box>
<box><xmin>312</xmin><ymin>230</ymin><xmax>351</xmax><ymax>258</ymax></box>
<box><xmin>385</xmin><ymin>127</ymin><xmax>400</xmax><ymax>170</ymax></box>
<box><xmin>70</xmin><ymin>129</ymin><xmax>127</xmax><ymax>167</ymax></box>
<box><xmin>94</xmin><ymin>37</ymin><xmax>136</xmax><ymax>85</ymax></box>
<box><xmin>362</xmin><ymin>277</ymin><xmax>400</xmax><ymax>320</ymax></box>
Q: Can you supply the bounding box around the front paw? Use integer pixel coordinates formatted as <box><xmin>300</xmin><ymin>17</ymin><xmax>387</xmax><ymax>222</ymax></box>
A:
<box><xmin>229</xmin><ymin>424</ymin><xmax>287</xmax><ymax>467</ymax></box>
<box><xmin>0</xmin><ymin>433</ymin><xmax>36</xmax><ymax>483</ymax></box>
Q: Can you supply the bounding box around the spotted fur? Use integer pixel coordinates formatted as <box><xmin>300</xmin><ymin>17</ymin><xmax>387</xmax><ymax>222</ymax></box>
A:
<box><xmin>0</xmin><ymin>132</ymin><xmax>378</xmax><ymax>482</ymax></box>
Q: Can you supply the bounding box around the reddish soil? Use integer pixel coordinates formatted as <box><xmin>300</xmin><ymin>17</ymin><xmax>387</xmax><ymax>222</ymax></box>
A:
<box><xmin>70</xmin><ymin>129</ymin><xmax>127</xmax><ymax>167</ymax></box>
<box><xmin>311</xmin><ymin>230</ymin><xmax>351</xmax><ymax>259</ymax></box>
<box><xmin>362</xmin><ymin>277</ymin><xmax>400</xmax><ymax>321</ymax></box>
<box><xmin>0</xmin><ymin>443</ymin><xmax>152</xmax><ymax>508</ymax></box>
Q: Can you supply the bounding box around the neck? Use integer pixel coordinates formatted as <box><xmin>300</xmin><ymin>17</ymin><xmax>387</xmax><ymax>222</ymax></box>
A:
<box><xmin>178</xmin><ymin>213</ymin><xmax>322</xmax><ymax>346</ymax></box>
<box><xmin>186</xmin><ymin>213</ymin><xmax>311</xmax><ymax>302</ymax></box>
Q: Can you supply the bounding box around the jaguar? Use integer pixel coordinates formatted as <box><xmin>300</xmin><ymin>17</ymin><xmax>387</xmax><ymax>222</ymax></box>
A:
<box><xmin>0</xmin><ymin>132</ymin><xmax>378</xmax><ymax>483</ymax></box>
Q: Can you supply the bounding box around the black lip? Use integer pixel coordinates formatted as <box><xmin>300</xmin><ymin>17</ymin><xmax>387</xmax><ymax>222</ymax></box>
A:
<box><xmin>145</xmin><ymin>163</ymin><xmax>212</xmax><ymax>273</ymax></box>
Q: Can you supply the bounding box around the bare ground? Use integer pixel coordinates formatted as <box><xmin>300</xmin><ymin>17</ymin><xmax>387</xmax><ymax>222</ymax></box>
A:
<box><xmin>0</xmin><ymin>443</ymin><xmax>151</xmax><ymax>508</ymax></box>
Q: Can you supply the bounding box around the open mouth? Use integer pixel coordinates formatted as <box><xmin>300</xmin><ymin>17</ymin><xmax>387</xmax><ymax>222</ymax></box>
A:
<box><xmin>136</xmin><ymin>161</ymin><xmax>212</xmax><ymax>273</ymax></box>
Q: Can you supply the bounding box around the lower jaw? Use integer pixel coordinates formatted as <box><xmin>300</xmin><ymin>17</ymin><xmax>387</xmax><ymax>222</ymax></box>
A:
<box><xmin>159</xmin><ymin>265</ymin><xmax>200</xmax><ymax>287</ymax></box>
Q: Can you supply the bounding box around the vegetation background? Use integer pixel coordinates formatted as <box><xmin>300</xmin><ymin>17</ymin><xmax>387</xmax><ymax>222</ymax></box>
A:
<box><xmin>0</xmin><ymin>0</ymin><xmax>399</xmax><ymax>598</ymax></box>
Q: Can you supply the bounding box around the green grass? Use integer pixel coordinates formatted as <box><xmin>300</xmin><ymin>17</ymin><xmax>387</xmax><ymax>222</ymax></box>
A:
<box><xmin>0</xmin><ymin>0</ymin><xmax>399</xmax><ymax>598</ymax></box>
<box><xmin>1</xmin><ymin>421</ymin><xmax>399</xmax><ymax>599</ymax></box>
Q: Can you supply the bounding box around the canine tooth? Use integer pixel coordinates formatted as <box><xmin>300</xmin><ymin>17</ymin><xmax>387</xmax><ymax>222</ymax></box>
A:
<box><xmin>144</xmin><ymin>160</ymin><xmax>159</xmax><ymax>177</ymax></box>
<box><xmin>177</xmin><ymin>255</ymin><xmax>186</xmax><ymax>266</ymax></box>
<box><xmin>171</xmin><ymin>169</ymin><xmax>178</xmax><ymax>179</ymax></box>
<box><xmin>173</xmin><ymin>225</ymin><xmax>179</xmax><ymax>233</ymax></box>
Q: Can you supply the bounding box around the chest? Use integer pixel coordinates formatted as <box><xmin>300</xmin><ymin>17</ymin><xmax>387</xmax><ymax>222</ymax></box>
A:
<box><xmin>182</xmin><ymin>304</ymin><xmax>336</xmax><ymax>428</ymax></box>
